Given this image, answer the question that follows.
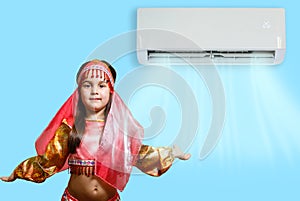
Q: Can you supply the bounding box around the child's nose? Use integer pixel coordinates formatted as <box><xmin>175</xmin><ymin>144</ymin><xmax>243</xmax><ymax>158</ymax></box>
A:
<box><xmin>91</xmin><ymin>86</ymin><xmax>99</xmax><ymax>94</ymax></box>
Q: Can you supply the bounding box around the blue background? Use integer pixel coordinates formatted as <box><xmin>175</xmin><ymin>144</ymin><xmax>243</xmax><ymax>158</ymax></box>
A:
<box><xmin>0</xmin><ymin>0</ymin><xmax>299</xmax><ymax>200</ymax></box>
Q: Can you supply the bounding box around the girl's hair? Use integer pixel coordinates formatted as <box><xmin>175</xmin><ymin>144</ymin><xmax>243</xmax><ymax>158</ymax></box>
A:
<box><xmin>68</xmin><ymin>60</ymin><xmax>116</xmax><ymax>154</ymax></box>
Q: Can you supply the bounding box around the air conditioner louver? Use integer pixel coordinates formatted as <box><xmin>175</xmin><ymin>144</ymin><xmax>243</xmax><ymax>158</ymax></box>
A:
<box><xmin>147</xmin><ymin>50</ymin><xmax>276</xmax><ymax>64</ymax></box>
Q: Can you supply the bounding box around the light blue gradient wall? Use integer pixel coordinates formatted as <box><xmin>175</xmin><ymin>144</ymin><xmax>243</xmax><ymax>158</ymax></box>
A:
<box><xmin>0</xmin><ymin>0</ymin><xmax>299</xmax><ymax>200</ymax></box>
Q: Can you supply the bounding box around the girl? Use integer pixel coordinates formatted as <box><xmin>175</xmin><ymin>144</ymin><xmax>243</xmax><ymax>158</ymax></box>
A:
<box><xmin>1</xmin><ymin>59</ymin><xmax>190</xmax><ymax>201</ymax></box>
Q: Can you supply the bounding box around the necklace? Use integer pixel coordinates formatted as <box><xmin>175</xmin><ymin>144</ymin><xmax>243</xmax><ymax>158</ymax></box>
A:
<box><xmin>85</xmin><ymin>119</ymin><xmax>105</xmax><ymax>122</ymax></box>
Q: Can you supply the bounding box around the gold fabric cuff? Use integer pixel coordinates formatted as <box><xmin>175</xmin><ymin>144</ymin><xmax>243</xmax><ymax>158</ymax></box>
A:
<box><xmin>135</xmin><ymin>145</ymin><xmax>174</xmax><ymax>177</ymax></box>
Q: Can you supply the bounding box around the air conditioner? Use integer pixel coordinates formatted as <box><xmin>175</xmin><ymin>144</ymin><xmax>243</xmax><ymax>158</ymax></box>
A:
<box><xmin>137</xmin><ymin>8</ymin><xmax>286</xmax><ymax>65</ymax></box>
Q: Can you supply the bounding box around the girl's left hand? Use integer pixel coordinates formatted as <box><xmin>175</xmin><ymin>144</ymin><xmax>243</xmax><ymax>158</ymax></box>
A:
<box><xmin>0</xmin><ymin>172</ymin><xmax>16</xmax><ymax>182</ymax></box>
<box><xmin>172</xmin><ymin>145</ymin><xmax>191</xmax><ymax>160</ymax></box>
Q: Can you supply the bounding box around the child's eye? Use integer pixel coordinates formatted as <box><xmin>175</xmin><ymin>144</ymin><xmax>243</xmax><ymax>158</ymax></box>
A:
<box><xmin>99</xmin><ymin>84</ymin><xmax>106</xmax><ymax>88</ymax></box>
<box><xmin>82</xmin><ymin>84</ymin><xmax>91</xmax><ymax>88</ymax></box>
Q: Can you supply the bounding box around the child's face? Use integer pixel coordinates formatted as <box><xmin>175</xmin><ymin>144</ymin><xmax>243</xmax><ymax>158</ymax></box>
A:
<box><xmin>80</xmin><ymin>75</ymin><xmax>111</xmax><ymax>115</ymax></box>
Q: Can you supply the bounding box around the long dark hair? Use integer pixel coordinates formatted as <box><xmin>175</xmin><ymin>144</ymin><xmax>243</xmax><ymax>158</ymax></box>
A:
<box><xmin>68</xmin><ymin>60</ymin><xmax>116</xmax><ymax>154</ymax></box>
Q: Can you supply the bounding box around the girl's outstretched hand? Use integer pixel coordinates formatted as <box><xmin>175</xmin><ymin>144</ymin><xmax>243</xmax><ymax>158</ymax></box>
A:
<box><xmin>172</xmin><ymin>145</ymin><xmax>191</xmax><ymax>160</ymax></box>
<box><xmin>0</xmin><ymin>172</ymin><xmax>16</xmax><ymax>182</ymax></box>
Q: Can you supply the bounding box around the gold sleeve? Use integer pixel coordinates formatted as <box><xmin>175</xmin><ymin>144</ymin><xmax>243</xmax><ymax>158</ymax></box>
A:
<box><xmin>135</xmin><ymin>144</ymin><xmax>174</xmax><ymax>177</ymax></box>
<box><xmin>13</xmin><ymin>121</ymin><xmax>71</xmax><ymax>183</ymax></box>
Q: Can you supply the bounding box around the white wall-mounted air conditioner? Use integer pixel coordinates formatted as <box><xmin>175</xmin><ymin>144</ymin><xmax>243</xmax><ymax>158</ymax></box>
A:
<box><xmin>137</xmin><ymin>8</ymin><xmax>286</xmax><ymax>65</ymax></box>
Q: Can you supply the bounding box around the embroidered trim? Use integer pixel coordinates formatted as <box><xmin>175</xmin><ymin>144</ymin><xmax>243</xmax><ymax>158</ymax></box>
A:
<box><xmin>68</xmin><ymin>159</ymin><xmax>95</xmax><ymax>166</ymax></box>
<box><xmin>77</xmin><ymin>64</ymin><xmax>114</xmax><ymax>87</ymax></box>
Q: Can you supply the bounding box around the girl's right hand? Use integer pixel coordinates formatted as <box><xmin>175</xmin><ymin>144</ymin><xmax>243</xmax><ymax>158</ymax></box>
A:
<box><xmin>172</xmin><ymin>145</ymin><xmax>191</xmax><ymax>160</ymax></box>
<box><xmin>0</xmin><ymin>172</ymin><xmax>16</xmax><ymax>182</ymax></box>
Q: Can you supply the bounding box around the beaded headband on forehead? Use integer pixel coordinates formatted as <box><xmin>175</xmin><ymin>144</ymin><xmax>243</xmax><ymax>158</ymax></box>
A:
<box><xmin>77</xmin><ymin>61</ymin><xmax>115</xmax><ymax>88</ymax></box>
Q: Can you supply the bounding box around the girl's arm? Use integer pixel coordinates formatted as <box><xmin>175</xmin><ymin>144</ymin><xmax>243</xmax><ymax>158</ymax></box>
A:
<box><xmin>134</xmin><ymin>144</ymin><xmax>190</xmax><ymax>176</ymax></box>
<box><xmin>0</xmin><ymin>120</ymin><xmax>71</xmax><ymax>183</ymax></box>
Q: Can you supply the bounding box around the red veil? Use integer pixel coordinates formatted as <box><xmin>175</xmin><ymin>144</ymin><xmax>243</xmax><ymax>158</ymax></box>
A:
<box><xmin>35</xmin><ymin>61</ymin><xmax>144</xmax><ymax>191</ymax></box>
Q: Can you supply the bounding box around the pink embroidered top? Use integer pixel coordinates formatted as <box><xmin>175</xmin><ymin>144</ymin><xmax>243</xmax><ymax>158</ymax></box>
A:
<box><xmin>72</xmin><ymin>120</ymin><xmax>104</xmax><ymax>160</ymax></box>
<box><xmin>68</xmin><ymin>120</ymin><xmax>103</xmax><ymax>176</ymax></box>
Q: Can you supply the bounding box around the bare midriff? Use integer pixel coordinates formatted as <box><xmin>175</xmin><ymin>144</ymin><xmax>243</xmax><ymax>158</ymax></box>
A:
<box><xmin>67</xmin><ymin>174</ymin><xmax>117</xmax><ymax>201</ymax></box>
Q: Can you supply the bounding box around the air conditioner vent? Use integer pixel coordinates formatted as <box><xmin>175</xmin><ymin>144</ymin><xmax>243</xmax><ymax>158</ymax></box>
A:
<box><xmin>147</xmin><ymin>50</ymin><xmax>276</xmax><ymax>64</ymax></box>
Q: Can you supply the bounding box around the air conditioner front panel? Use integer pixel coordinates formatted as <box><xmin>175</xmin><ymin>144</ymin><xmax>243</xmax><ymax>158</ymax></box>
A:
<box><xmin>137</xmin><ymin>8</ymin><xmax>286</xmax><ymax>65</ymax></box>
